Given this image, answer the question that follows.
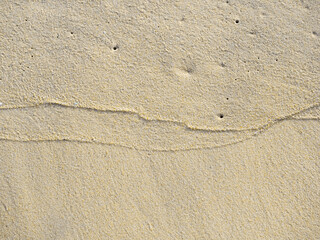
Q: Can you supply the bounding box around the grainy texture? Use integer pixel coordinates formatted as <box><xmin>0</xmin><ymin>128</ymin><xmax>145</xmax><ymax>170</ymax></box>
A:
<box><xmin>1</xmin><ymin>121</ymin><xmax>319</xmax><ymax>239</ymax></box>
<box><xmin>1</xmin><ymin>0</ymin><xmax>319</xmax><ymax>130</ymax></box>
<box><xmin>0</xmin><ymin>0</ymin><xmax>319</xmax><ymax>239</ymax></box>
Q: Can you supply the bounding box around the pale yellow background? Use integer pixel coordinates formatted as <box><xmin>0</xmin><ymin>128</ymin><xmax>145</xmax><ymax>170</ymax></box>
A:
<box><xmin>0</xmin><ymin>1</ymin><xmax>319</xmax><ymax>239</ymax></box>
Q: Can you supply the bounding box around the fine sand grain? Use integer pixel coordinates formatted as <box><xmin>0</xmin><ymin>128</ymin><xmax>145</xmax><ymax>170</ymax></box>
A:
<box><xmin>0</xmin><ymin>1</ymin><xmax>319</xmax><ymax>239</ymax></box>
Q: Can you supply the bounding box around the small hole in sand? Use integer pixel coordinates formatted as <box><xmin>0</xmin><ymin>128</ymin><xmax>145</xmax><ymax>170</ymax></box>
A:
<box><xmin>113</xmin><ymin>45</ymin><xmax>119</xmax><ymax>51</ymax></box>
<box><xmin>226</xmin><ymin>98</ymin><xmax>229</xmax><ymax>100</ymax></box>
<box><xmin>235</xmin><ymin>20</ymin><xmax>239</xmax><ymax>23</ymax></box>
<box><xmin>219</xmin><ymin>114</ymin><xmax>224</xmax><ymax>119</ymax></box>
<box><xmin>275</xmin><ymin>58</ymin><xmax>278</xmax><ymax>61</ymax></box>
<box><xmin>70</xmin><ymin>32</ymin><xmax>74</xmax><ymax>34</ymax></box>
<box><xmin>186</xmin><ymin>68</ymin><xmax>193</xmax><ymax>73</ymax></box>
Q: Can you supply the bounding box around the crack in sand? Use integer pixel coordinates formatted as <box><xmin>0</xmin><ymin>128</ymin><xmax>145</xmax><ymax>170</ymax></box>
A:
<box><xmin>0</xmin><ymin>118</ymin><xmax>318</xmax><ymax>152</ymax></box>
<box><xmin>0</xmin><ymin>102</ymin><xmax>319</xmax><ymax>151</ymax></box>
<box><xmin>0</xmin><ymin>102</ymin><xmax>319</xmax><ymax>132</ymax></box>
<box><xmin>0</xmin><ymin>135</ymin><xmax>255</xmax><ymax>152</ymax></box>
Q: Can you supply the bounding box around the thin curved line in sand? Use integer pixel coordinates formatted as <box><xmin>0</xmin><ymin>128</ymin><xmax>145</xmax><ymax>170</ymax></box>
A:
<box><xmin>0</xmin><ymin>118</ymin><xmax>318</xmax><ymax>152</ymax></box>
<box><xmin>0</xmin><ymin>101</ymin><xmax>319</xmax><ymax>132</ymax></box>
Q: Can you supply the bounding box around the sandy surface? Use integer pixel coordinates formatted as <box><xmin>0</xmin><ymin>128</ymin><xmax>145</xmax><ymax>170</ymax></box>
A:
<box><xmin>0</xmin><ymin>1</ymin><xmax>319</xmax><ymax>239</ymax></box>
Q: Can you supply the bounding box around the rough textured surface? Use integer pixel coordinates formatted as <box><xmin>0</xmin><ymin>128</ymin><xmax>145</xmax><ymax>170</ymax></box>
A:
<box><xmin>1</xmin><ymin>0</ymin><xmax>319</xmax><ymax>130</ymax></box>
<box><xmin>1</xmin><ymin>121</ymin><xmax>319</xmax><ymax>239</ymax></box>
<box><xmin>0</xmin><ymin>0</ymin><xmax>319</xmax><ymax>239</ymax></box>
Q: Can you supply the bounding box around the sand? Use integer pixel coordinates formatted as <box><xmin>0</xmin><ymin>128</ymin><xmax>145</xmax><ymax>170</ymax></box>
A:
<box><xmin>0</xmin><ymin>1</ymin><xmax>319</xmax><ymax>239</ymax></box>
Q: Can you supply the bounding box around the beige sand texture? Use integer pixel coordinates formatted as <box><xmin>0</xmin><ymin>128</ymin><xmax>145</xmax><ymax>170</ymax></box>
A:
<box><xmin>0</xmin><ymin>0</ymin><xmax>319</xmax><ymax>239</ymax></box>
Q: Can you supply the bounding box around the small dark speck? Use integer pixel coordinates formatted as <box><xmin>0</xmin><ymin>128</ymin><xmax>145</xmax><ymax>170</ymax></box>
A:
<box><xmin>235</xmin><ymin>20</ymin><xmax>239</xmax><ymax>23</ymax></box>
<box><xmin>249</xmin><ymin>30</ymin><xmax>257</xmax><ymax>35</ymax></box>
<box><xmin>70</xmin><ymin>32</ymin><xmax>74</xmax><ymax>34</ymax></box>
<box><xmin>31</xmin><ymin>55</ymin><xmax>33</xmax><ymax>58</ymax></box>
<box><xmin>226</xmin><ymin>98</ymin><xmax>229</xmax><ymax>100</ymax></box>
<box><xmin>275</xmin><ymin>58</ymin><xmax>278</xmax><ymax>61</ymax></box>
<box><xmin>221</xmin><ymin>62</ymin><xmax>226</xmax><ymax>67</ymax></box>
<box><xmin>219</xmin><ymin>114</ymin><xmax>224</xmax><ymax>119</ymax></box>
<box><xmin>113</xmin><ymin>45</ymin><xmax>119</xmax><ymax>51</ymax></box>
<box><xmin>185</xmin><ymin>67</ymin><xmax>194</xmax><ymax>74</ymax></box>
<box><xmin>312</xmin><ymin>31</ymin><xmax>318</xmax><ymax>36</ymax></box>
